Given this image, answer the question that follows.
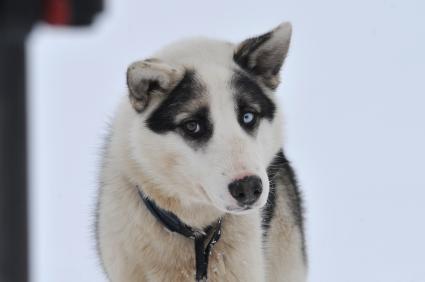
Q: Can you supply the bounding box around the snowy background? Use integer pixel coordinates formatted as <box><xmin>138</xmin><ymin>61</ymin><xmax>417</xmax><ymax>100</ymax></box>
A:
<box><xmin>27</xmin><ymin>0</ymin><xmax>425</xmax><ymax>281</ymax></box>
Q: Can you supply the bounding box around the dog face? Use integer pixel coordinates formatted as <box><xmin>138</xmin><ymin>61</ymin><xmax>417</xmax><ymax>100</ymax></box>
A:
<box><xmin>127</xmin><ymin>23</ymin><xmax>292</xmax><ymax>214</ymax></box>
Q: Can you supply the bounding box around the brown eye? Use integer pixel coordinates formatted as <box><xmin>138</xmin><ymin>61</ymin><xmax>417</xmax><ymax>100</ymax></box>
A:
<box><xmin>184</xmin><ymin>120</ymin><xmax>200</xmax><ymax>133</ymax></box>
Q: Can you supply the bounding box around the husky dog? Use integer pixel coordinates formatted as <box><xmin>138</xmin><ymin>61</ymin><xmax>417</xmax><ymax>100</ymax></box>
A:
<box><xmin>96</xmin><ymin>22</ymin><xmax>306</xmax><ymax>282</ymax></box>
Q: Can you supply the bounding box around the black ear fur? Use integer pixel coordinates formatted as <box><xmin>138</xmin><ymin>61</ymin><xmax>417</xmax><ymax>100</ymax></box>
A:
<box><xmin>234</xmin><ymin>22</ymin><xmax>292</xmax><ymax>89</ymax></box>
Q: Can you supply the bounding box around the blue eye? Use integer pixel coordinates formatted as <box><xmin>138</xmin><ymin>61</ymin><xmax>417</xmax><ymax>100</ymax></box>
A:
<box><xmin>243</xmin><ymin>112</ymin><xmax>255</xmax><ymax>124</ymax></box>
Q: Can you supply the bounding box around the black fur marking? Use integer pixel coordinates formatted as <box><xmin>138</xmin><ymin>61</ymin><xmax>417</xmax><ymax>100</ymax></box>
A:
<box><xmin>146</xmin><ymin>70</ymin><xmax>213</xmax><ymax>147</ymax></box>
<box><xmin>231</xmin><ymin>70</ymin><xmax>276</xmax><ymax>134</ymax></box>
<box><xmin>233</xmin><ymin>31</ymin><xmax>273</xmax><ymax>74</ymax></box>
<box><xmin>177</xmin><ymin>106</ymin><xmax>213</xmax><ymax>144</ymax></box>
<box><xmin>262</xmin><ymin>150</ymin><xmax>307</xmax><ymax>260</ymax></box>
<box><xmin>234</xmin><ymin>28</ymin><xmax>290</xmax><ymax>90</ymax></box>
<box><xmin>262</xmin><ymin>151</ymin><xmax>281</xmax><ymax>232</ymax></box>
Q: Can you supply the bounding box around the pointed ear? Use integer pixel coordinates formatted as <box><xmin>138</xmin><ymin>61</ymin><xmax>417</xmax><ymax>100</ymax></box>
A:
<box><xmin>126</xmin><ymin>59</ymin><xmax>185</xmax><ymax>112</ymax></box>
<box><xmin>234</xmin><ymin>22</ymin><xmax>292</xmax><ymax>89</ymax></box>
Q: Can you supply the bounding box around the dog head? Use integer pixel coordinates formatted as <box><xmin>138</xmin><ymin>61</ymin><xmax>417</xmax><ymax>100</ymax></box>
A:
<box><xmin>126</xmin><ymin>23</ymin><xmax>292</xmax><ymax>214</ymax></box>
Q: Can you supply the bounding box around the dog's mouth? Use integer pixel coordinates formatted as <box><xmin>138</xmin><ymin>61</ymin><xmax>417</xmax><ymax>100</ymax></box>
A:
<box><xmin>226</xmin><ymin>205</ymin><xmax>250</xmax><ymax>211</ymax></box>
<box><xmin>225</xmin><ymin>204</ymin><xmax>258</xmax><ymax>214</ymax></box>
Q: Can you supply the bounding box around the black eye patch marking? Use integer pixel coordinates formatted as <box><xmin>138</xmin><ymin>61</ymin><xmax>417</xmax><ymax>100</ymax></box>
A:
<box><xmin>146</xmin><ymin>70</ymin><xmax>213</xmax><ymax>146</ymax></box>
<box><xmin>231</xmin><ymin>70</ymin><xmax>276</xmax><ymax>133</ymax></box>
<box><xmin>177</xmin><ymin>107</ymin><xmax>213</xmax><ymax>144</ymax></box>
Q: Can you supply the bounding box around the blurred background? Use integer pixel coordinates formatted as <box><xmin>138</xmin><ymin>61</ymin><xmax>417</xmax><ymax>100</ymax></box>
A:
<box><xmin>1</xmin><ymin>0</ymin><xmax>424</xmax><ymax>281</ymax></box>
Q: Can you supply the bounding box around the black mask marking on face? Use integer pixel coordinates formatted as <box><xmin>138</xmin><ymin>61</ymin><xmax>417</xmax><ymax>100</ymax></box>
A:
<box><xmin>231</xmin><ymin>70</ymin><xmax>276</xmax><ymax>134</ymax></box>
<box><xmin>146</xmin><ymin>70</ymin><xmax>213</xmax><ymax>147</ymax></box>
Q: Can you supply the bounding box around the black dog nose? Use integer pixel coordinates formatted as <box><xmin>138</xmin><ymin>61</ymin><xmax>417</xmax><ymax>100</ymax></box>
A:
<box><xmin>228</xmin><ymin>176</ymin><xmax>263</xmax><ymax>206</ymax></box>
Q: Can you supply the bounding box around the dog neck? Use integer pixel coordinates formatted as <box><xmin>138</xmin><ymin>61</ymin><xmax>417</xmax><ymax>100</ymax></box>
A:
<box><xmin>137</xmin><ymin>181</ymin><xmax>224</xmax><ymax>229</ymax></box>
<box><xmin>137</xmin><ymin>185</ymin><xmax>223</xmax><ymax>281</ymax></box>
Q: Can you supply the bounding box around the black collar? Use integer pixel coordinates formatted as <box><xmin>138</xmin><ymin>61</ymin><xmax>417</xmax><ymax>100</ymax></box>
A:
<box><xmin>138</xmin><ymin>188</ymin><xmax>222</xmax><ymax>281</ymax></box>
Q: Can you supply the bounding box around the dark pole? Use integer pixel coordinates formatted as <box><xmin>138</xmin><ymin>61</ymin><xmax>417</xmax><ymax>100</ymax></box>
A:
<box><xmin>0</xmin><ymin>0</ymin><xmax>102</xmax><ymax>281</ymax></box>
<box><xmin>1</xmin><ymin>1</ymin><xmax>40</xmax><ymax>280</ymax></box>
<box><xmin>0</xmin><ymin>28</ymin><xmax>30</xmax><ymax>282</ymax></box>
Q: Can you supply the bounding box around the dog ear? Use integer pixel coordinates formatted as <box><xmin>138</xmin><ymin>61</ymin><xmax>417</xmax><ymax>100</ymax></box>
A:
<box><xmin>234</xmin><ymin>22</ymin><xmax>292</xmax><ymax>89</ymax></box>
<box><xmin>126</xmin><ymin>59</ymin><xmax>185</xmax><ymax>112</ymax></box>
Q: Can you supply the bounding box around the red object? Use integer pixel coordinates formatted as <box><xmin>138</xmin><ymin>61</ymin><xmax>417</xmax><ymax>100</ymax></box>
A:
<box><xmin>43</xmin><ymin>0</ymin><xmax>71</xmax><ymax>25</ymax></box>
